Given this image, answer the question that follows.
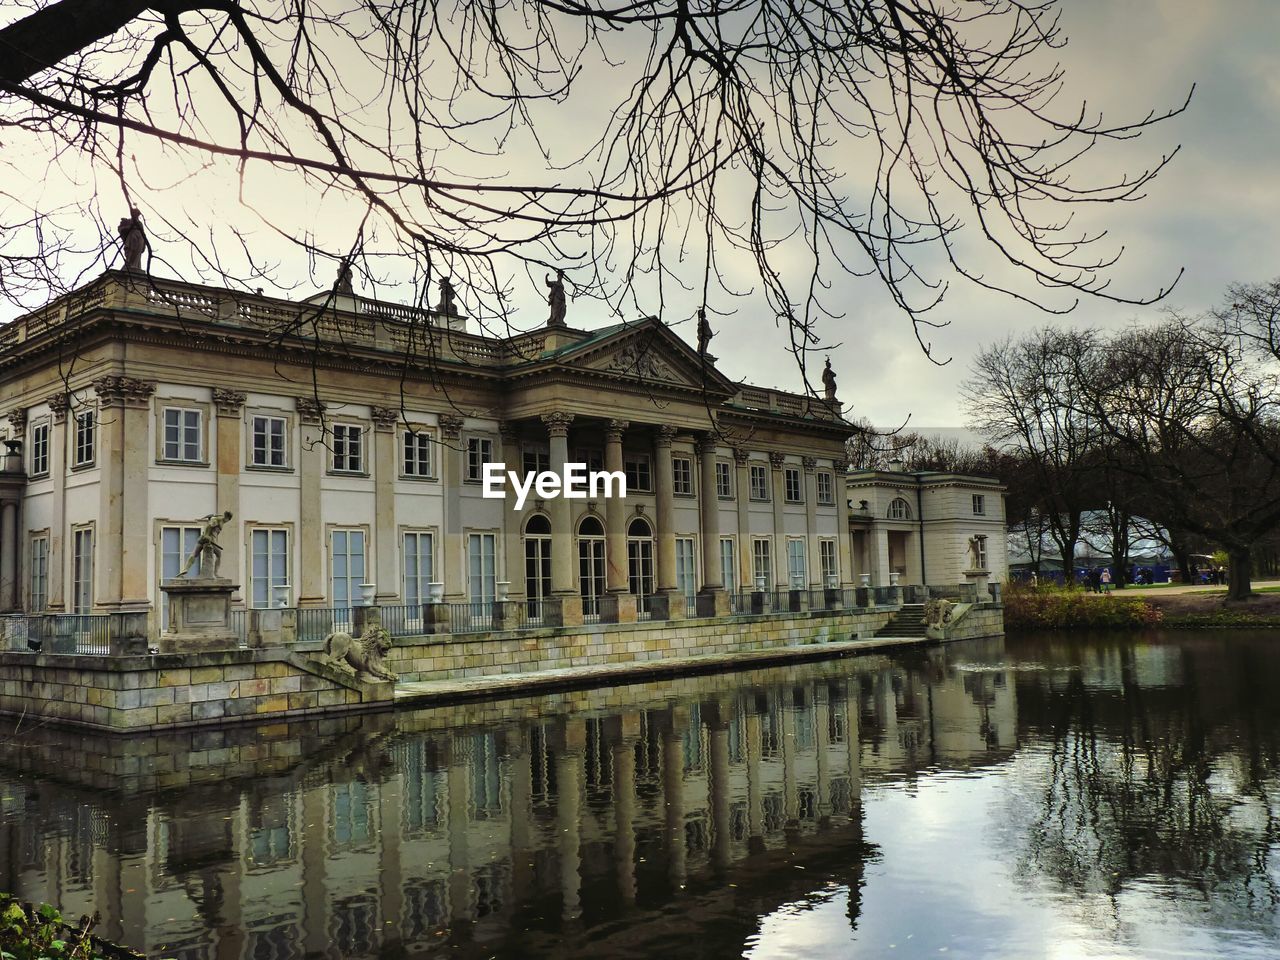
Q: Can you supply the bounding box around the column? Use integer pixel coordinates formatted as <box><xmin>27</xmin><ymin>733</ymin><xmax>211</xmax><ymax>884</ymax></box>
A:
<box><xmin>0</xmin><ymin>500</ymin><xmax>16</xmax><ymax>611</ymax></box>
<box><xmin>94</xmin><ymin>376</ymin><xmax>155</xmax><ymax>610</ymax></box>
<box><xmin>297</xmin><ymin>397</ymin><xmax>327</xmax><ymax>606</ymax></box>
<box><xmin>499</xmin><ymin>423</ymin><xmax>525</xmax><ymax>601</ymax></box>
<box><xmin>769</xmin><ymin>452</ymin><xmax>786</xmax><ymax>588</ymax></box>
<box><xmin>47</xmin><ymin>393</ymin><xmax>68</xmax><ymax>609</ymax></box>
<box><xmin>543</xmin><ymin>412</ymin><xmax>575</xmax><ymax>594</ymax></box>
<box><xmin>870</xmin><ymin>527</ymin><xmax>891</xmax><ymax>587</ymax></box>
<box><xmin>654</xmin><ymin>426</ymin><xmax>678</xmax><ymax>590</ymax></box>
<box><xmin>212</xmin><ymin>390</ymin><xmax>245</xmax><ymax>601</ymax></box>
<box><xmin>604</xmin><ymin>420</ymin><xmax>629</xmax><ymax>593</ymax></box>
<box><xmin>371</xmin><ymin>406</ymin><xmax>399</xmax><ymax>603</ymax></box>
<box><xmin>439</xmin><ymin>414</ymin><xmax>465</xmax><ymax>602</ymax></box>
<box><xmin>835</xmin><ymin>460</ymin><xmax>854</xmax><ymax>587</ymax></box>
<box><xmin>846</xmin><ymin>679</ymin><xmax>863</xmax><ymax>800</ymax></box>
<box><xmin>803</xmin><ymin>457</ymin><xmax>819</xmax><ymax>588</ymax></box>
<box><xmin>695</xmin><ymin>435</ymin><xmax>727</xmax><ymax>616</ymax></box>
<box><xmin>734</xmin><ymin>448</ymin><xmax>751</xmax><ymax>591</ymax></box>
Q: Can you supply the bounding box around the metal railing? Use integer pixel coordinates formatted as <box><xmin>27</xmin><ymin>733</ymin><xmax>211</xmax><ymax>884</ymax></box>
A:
<box><xmin>5</xmin><ymin>614</ymin><xmax>112</xmax><ymax>655</ymax></box>
<box><xmin>296</xmin><ymin>607</ymin><xmax>355</xmax><ymax>643</ymax></box>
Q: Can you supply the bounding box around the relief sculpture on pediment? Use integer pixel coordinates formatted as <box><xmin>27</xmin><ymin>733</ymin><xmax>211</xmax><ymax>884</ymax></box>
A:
<box><xmin>604</xmin><ymin>342</ymin><xmax>679</xmax><ymax>382</ymax></box>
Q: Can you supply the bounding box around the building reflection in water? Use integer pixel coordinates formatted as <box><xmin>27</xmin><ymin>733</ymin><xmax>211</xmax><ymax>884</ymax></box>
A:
<box><xmin>0</xmin><ymin>641</ymin><xmax>1017</xmax><ymax>958</ymax></box>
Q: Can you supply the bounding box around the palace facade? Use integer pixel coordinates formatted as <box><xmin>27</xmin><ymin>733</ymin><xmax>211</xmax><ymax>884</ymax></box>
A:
<box><xmin>0</xmin><ymin>271</ymin><xmax>860</xmax><ymax>634</ymax></box>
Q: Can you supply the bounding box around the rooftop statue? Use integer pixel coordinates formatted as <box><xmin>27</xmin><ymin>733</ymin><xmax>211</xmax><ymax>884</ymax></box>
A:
<box><xmin>436</xmin><ymin>277</ymin><xmax>457</xmax><ymax>316</ymax></box>
<box><xmin>697</xmin><ymin>308</ymin><xmax>714</xmax><ymax>355</ymax></box>
<box><xmin>118</xmin><ymin>208</ymin><xmax>148</xmax><ymax>271</ymax></box>
<box><xmin>546</xmin><ymin>269</ymin><xmax>567</xmax><ymax>327</ymax></box>
<box><xmin>822</xmin><ymin>357</ymin><xmax>838</xmax><ymax>400</ymax></box>
<box><xmin>335</xmin><ymin>262</ymin><xmax>355</xmax><ymax>295</ymax></box>
<box><xmin>181</xmin><ymin>510</ymin><xmax>233</xmax><ymax>579</ymax></box>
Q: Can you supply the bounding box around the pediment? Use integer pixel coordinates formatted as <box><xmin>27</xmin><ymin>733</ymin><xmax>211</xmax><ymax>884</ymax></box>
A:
<box><xmin>561</xmin><ymin>321</ymin><xmax>736</xmax><ymax>395</ymax></box>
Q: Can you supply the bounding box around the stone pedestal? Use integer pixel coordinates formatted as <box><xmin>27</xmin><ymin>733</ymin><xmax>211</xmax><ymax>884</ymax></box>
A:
<box><xmin>600</xmin><ymin>593</ymin><xmax>638</xmax><ymax>624</ymax></box>
<box><xmin>649</xmin><ymin>591</ymin><xmax>686</xmax><ymax>622</ymax></box>
<box><xmin>787</xmin><ymin>589</ymin><xmax>810</xmax><ymax>613</ymax></box>
<box><xmin>544</xmin><ymin>595</ymin><xmax>584</xmax><ymax>628</ymax></box>
<box><xmin>963</xmin><ymin>568</ymin><xmax>990</xmax><ymax>604</ymax></box>
<box><xmin>695</xmin><ymin>588</ymin><xmax>729</xmax><ymax>618</ymax></box>
<box><xmin>160</xmin><ymin>577</ymin><xmax>240</xmax><ymax>652</ymax></box>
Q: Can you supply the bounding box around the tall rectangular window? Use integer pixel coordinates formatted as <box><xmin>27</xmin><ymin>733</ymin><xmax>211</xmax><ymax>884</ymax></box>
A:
<box><xmin>30</xmin><ymin>421</ymin><xmax>49</xmax><ymax>476</ymax></box>
<box><xmin>784</xmin><ymin>467</ymin><xmax>803</xmax><ymax>503</ymax></box>
<box><xmin>332</xmin><ymin>424</ymin><xmax>363</xmax><ymax>472</ymax></box>
<box><xmin>330</xmin><ymin>529</ymin><xmax>367</xmax><ymax>607</ymax></box>
<box><xmin>624</xmin><ymin>454</ymin><xmax>652</xmax><ymax>492</ymax></box>
<box><xmin>751</xmin><ymin>538</ymin><xmax>772</xmax><ymax>589</ymax></box>
<box><xmin>160</xmin><ymin>525</ymin><xmax>203</xmax><ymax>628</ymax></box>
<box><xmin>162</xmin><ymin>407</ymin><xmax>203</xmax><ymax>462</ymax></box>
<box><xmin>30</xmin><ymin>536</ymin><xmax>48</xmax><ymax>612</ymax></box>
<box><xmin>466</xmin><ymin>437</ymin><xmax>494</xmax><ymax>481</ymax></box>
<box><xmin>250</xmin><ymin>528</ymin><xmax>290</xmax><ymax>608</ymax></box>
<box><xmin>715</xmin><ymin>461</ymin><xmax>732</xmax><ymax>498</ymax></box>
<box><xmin>786</xmin><ymin>538</ymin><xmax>807</xmax><ymax>588</ymax></box>
<box><xmin>72</xmin><ymin>528</ymin><xmax>93</xmax><ymax>613</ymax></box>
<box><xmin>720</xmin><ymin>537</ymin><xmax>737</xmax><ymax>591</ymax></box>
<box><xmin>522</xmin><ymin>446</ymin><xmax>550</xmax><ymax>479</ymax></box>
<box><xmin>816</xmin><ymin>472</ymin><xmax>834</xmax><ymax>505</ymax></box>
<box><xmin>403</xmin><ymin>531</ymin><xmax>434</xmax><ymax>606</ymax></box>
<box><xmin>403</xmin><ymin>431</ymin><xmax>434</xmax><ymax>477</ymax></box>
<box><xmin>820</xmin><ymin>539</ymin><xmax>839</xmax><ymax>586</ymax></box>
<box><xmin>74</xmin><ymin>411</ymin><xmax>95</xmax><ymax>467</ymax></box>
<box><xmin>467</xmin><ymin>533</ymin><xmax>497</xmax><ymax>603</ymax></box>
<box><xmin>675</xmin><ymin>537</ymin><xmax>696</xmax><ymax>599</ymax></box>
<box><xmin>972</xmin><ymin>494</ymin><xmax>986</xmax><ymax>515</ymax></box>
<box><xmin>672</xmin><ymin>458</ymin><xmax>693</xmax><ymax>496</ymax></box>
<box><xmin>749</xmin><ymin>464</ymin><xmax>769</xmax><ymax>500</ymax></box>
<box><xmin>251</xmin><ymin>415</ymin><xmax>287</xmax><ymax>467</ymax></box>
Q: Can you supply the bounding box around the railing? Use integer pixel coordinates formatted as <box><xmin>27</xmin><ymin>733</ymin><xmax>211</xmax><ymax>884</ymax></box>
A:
<box><xmin>380</xmin><ymin>603</ymin><xmax>427</xmax><ymax>638</ymax></box>
<box><xmin>7</xmin><ymin>614</ymin><xmax>112</xmax><ymax>655</ymax></box>
<box><xmin>228</xmin><ymin>609</ymin><xmax>248</xmax><ymax>647</ymax></box>
<box><xmin>296</xmin><ymin>606</ymin><xmax>355</xmax><ymax>643</ymax></box>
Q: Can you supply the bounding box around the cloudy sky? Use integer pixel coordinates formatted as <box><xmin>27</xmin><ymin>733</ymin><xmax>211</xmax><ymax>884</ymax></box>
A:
<box><xmin>4</xmin><ymin>0</ymin><xmax>1278</xmax><ymax>431</ymax></box>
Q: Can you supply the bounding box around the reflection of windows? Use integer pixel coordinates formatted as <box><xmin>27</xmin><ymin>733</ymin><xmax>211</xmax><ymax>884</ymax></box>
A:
<box><xmin>402</xmin><ymin>750</ymin><xmax>444</xmax><ymax>835</ymax></box>
<box><xmin>330</xmin><ymin>895</ymin><xmax>378</xmax><ymax>957</ymax></box>
<box><xmin>469</xmin><ymin>734</ymin><xmax>503</xmax><ymax>820</ymax></box>
<box><xmin>330</xmin><ymin>782</ymin><xmax>373</xmax><ymax>848</ymax></box>
<box><xmin>244</xmin><ymin>922</ymin><xmax>300</xmax><ymax>960</ymax></box>
<box><xmin>403</xmin><ymin>880</ymin><xmax>448</xmax><ymax>941</ymax></box>
<box><xmin>888</xmin><ymin>497</ymin><xmax>911</xmax><ymax>520</ymax></box>
<box><xmin>247</xmin><ymin>794</ymin><xmax>294</xmax><ymax>868</ymax></box>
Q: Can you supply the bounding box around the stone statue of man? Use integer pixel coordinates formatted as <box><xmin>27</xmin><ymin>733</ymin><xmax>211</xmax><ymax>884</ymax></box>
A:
<box><xmin>697</xmin><ymin>308</ymin><xmax>714</xmax><ymax>355</ymax></box>
<box><xmin>966</xmin><ymin>534</ymin><xmax>985</xmax><ymax>571</ymax></box>
<box><xmin>181</xmin><ymin>510</ymin><xmax>234</xmax><ymax>578</ymax></box>
<box><xmin>546</xmin><ymin>270</ymin><xmax>567</xmax><ymax>328</ymax></box>
<box><xmin>335</xmin><ymin>262</ymin><xmax>355</xmax><ymax>295</ymax></box>
<box><xmin>436</xmin><ymin>277</ymin><xmax>456</xmax><ymax>316</ymax></box>
<box><xmin>118</xmin><ymin>207</ymin><xmax>148</xmax><ymax>271</ymax></box>
<box><xmin>822</xmin><ymin>357</ymin><xmax>838</xmax><ymax>400</ymax></box>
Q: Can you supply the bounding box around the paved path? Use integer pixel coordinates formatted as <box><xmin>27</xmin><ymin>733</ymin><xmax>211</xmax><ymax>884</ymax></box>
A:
<box><xmin>1092</xmin><ymin>579</ymin><xmax>1280</xmax><ymax>597</ymax></box>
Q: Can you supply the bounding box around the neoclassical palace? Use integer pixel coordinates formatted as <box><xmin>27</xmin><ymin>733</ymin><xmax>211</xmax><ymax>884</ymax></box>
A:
<box><xmin>0</xmin><ymin>270</ymin><xmax>862</xmax><ymax>634</ymax></box>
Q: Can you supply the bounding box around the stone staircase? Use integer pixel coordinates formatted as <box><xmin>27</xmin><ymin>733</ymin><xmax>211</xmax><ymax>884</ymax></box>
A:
<box><xmin>874</xmin><ymin>603</ymin><xmax>929</xmax><ymax>638</ymax></box>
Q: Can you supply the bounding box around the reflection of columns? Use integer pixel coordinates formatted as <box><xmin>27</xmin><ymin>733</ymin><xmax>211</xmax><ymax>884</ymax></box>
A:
<box><xmin>301</xmin><ymin>784</ymin><xmax>330</xmax><ymax>957</ymax></box>
<box><xmin>500</xmin><ymin>423</ymin><xmax>525</xmax><ymax>600</ymax></box>
<box><xmin>0</xmin><ymin>499</ymin><xmax>17</xmax><ymax>611</ymax></box>
<box><xmin>378</xmin><ymin>772</ymin><xmax>404</xmax><ymax>946</ymax></box>
<box><xmin>214</xmin><ymin>805</ymin><xmax>245</xmax><ymax>960</ymax></box>
<box><xmin>508</xmin><ymin>737</ymin><xmax>535</xmax><ymax>900</ymax></box>
<box><xmin>846</xmin><ymin>679</ymin><xmax>862</xmax><ymax>799</ymax></box>
<box><xmin>604</xmin><ymin>420</ymin><xmax>630</xmax><ymax>593</ymax></box>
<box><xmin>654</xmin><ymin>426</ymin><xmax>678</xmax><ymax>592</ymax></box>
<box><xmin>781</xmin><ymin>695</ymin><xmax>799</xmax><ymax>825</ymax></box>
<box><xmin>708</xmin><ymin>707</ymin><xmax>732</xmax><ymax>872</ymax></box>
<box><xmin>663</xmin><ymin>709</ymin><xmax>688</xmax><ymax>888</ymax></box>
<box><xmin>440</xmin><ymin>415</ymin><xmax>466</xmax><ymax>601</ymax></box>
<box><xmin>835</xmin><ymin>460</ymin><xmax>853</xmax><ymax>587</ymax></box>
<box><xmin>447</xmin><ymin>738</ymin><xmax>472</xmax><ymax>922</ymax></box>
<box><xmin>611</xmin><ymin>713</ymin><xmax>640</xmax><ymax>905</ymax></box>
<box><xmin>557</xmin><ymin>719</ymin><xmax>585</xmax><ymax>922</ymax></box>
<box><xmin>543</xmin><ymin>413</ymin><xmax>576</xmax><ymax>594</ymax></box>
<box><xmin>212</xmin><ymin>390</ymin><xmax>245</xmax><ymax>603</ymax></box>
<box><xmin>371</xmin><ymin>406</ymin><xmax>399</xmax><ymax>602</ymax></box>
<box><xmin>47</xmin><ymin>393</ymin><xmax>69</xmax><ymax>610</ymax></box>
<box><xmin>697</xmin><ymin>436</ymin><xmax>722</xmax><ymax>591</ymax></box>
<box><xmin>94</xmin><ymin>376</ymin><xmax>155</xmax><ymax>609</ymax></box>
<box><xmin>814</xmin><ymin>685</ymin><xmax>831</xmax><ymax>821</ymax></box>
<box><xmin>803</xmin><ymin>457</ymin><xmax>819</xmax><ymax>587</ymax></box>
<box><xmin>297</xmin><ymin>398</ymin><xmax>326</xmax><ymax>606</ymax></box>
<box><xmin>745</xmin><ymin>707</ymin><xmax>764</xmax><ymax>851</ymax></box>
<box><xmin>878</xmin><ymin>672</ymin><xmax>899</xmax><ymax>753</ymax></box>
<box><xmin>769</xmin><ymin>453</ymin><xmax>786</xmax><ymax>585</ymax></box>
<box><xmin>733</xmin><ymin>449</ymin><xmax>751</xmax><ymax>589</ymax></box>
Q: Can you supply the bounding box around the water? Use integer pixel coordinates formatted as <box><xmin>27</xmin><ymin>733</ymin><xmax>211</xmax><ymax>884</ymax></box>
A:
<box><xmin>2</xmin><ymin>631</ymin><xmax>1279</xmax><ymax>959</ymax></box>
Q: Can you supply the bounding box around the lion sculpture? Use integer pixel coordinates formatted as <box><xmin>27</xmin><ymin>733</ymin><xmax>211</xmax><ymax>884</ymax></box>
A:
<box><xmin>319</xmin><ymin>625</ymin><xmax>398</xmax><ymax>682</ymax></box>
<box><xmin>923</xmin><ymin>598</ymin><xmax>955</xmax><ymax>631</ymax></box>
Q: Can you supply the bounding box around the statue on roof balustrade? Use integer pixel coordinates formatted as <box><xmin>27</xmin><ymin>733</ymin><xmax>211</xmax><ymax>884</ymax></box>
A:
<box><xmin>546</xmin><ymin>269</ymin><xmax>567</xmax><ymax>328</ymax></box>
<box><xmin>118</xmin><ymin>207</ymin><xmax>148</xmax><ymax>271</ymax></box>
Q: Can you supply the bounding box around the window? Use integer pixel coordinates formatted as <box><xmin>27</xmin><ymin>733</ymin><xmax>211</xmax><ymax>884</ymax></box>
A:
<box><xmin>784</xmin><ymin>467</ymin><xmax>803</xmax><ymax>503</ymax></box>
<box><xmin>751</xmin><ymin>538</ymin><xmax>772</xmax><ymax>589</ymax></box>
<box><xmin>30</xmin><ymin>421</ymin><xmax>49</xmax><ymax>476</ymax></box>
<box><xmin>715</xmin><ymin>461</ymin><xmax>732</xmax><ymax>498</ymax></box>
<box><xmin>402</xmin><ymin>431</ymin><xmax>434</xmax><ymax>478</ymax></box>
<box><xmin>467</xmin><ymin>437</ymin><xmax>494</xmax><ymax>482</ymax></box>
<box><xmin>816</xmin><ymin>472</ymin><xmax>834</xmax><ymax>505</ymax></box>
<box><xmin>72</xmin><ymin>527</ymin><xmax>93</xmax><ymax>613</ymax></box>
<box><xmin>672</xmin><ymin>457</ymin><xmax>693</xmax><ymax>496</ymax></box>
<box><xmin>749</xmin><ymin>464</ymin><xmax>769</xmax><ymax>500</ymax></box>
<box><xmin>627</xmin><ymin>518</ymin><xmax>654</xmax><ymax>611</ymax></box>
<box><xmin>820</xmin><ymin>539</ymin><xmax>839</xmax><ymax>587</ymax></box>
<box><xmin>30</xmin><ymin>536</ymin><xmax>48</xmax><ymax>612</ymax></box>
<box><xmin>972</xmin><ymin>494</ymin><xmax>986</xmax><ymax>515</ymax></box>
<box><xmin>251</xmin><ymin>415</ymin><xmax>288</xmax><ymax>468</ymax></box>
<box><xmin>676</xmin><ymin>537</ymin><xmax>697</xmax><ymax>599</ymax></box>
<box><xmin>468</xmin><ymin>533</ymin><xmax>497</xmax><ymax>603</ymax></box>
<box><xmin>625</xmin><ymin>454</ymin><xmax>652</xmax><ymax>492</ymax></box>
<box><xmin>785</xmin><ymin>538</ymin><xmax>807</xmax><ymax>588</ymax></box>
<box><xmin>160</xmin><ymin>525</ymin><xmax>203</xmax><ymax>628</ymax></box>
<box><xmin>524</xmin><ymin>515</ymin><xmax>552</xmax><ymax>618</ymax></box>
<box><xmin>332</xmin><ymin>424</ymin><xmax>363</xmax><ymax>472</ymax></box>
<box><xmin>162</xmin><ymin>407</ymin><xmax>203</xmax><ymax>462</ymax></box>
<box><xmin>330</xmin><ymin>529</ymin><xmax>367</xmax><ymax>607</ymax></box>
<box><xmin>575</xmin><ymin>448</ymin><xmax>604</xmax><ymax>472</ymax></box>
<box><xmin>522</xmin><ymin>446</ymin><xmax>550</xmax><ymax>479</ymax></box>
<box><xmin>720</xmin><ymin>537</ymin><xmax>737</xmax><ymax>591</ymax></box>
<box><xmin>74</xmin><ymin>410</ymin><xmax>95</xmax><ymax>467</ymax></box>
<box><xmin>249</xmin><ymin>528</ymin><xmax>289</xmax><ymax>608</ymax></box>
<box><xmin>888</xmin><ymin>497</ymin><xmax>911</xmax><ymax>520</ymax></box>
<box><xmin>402</xmin><ymin>531</ymin><xmax>434</xmax><ymax>606</ymax></box>
<box><xmin>578</xmin><ymin>517</ymin><xmax>605</xmax><ymax>618</ymax></box>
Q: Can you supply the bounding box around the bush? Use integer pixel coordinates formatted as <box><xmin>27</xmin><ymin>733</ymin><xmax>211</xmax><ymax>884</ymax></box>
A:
<box><xmin>1003</xmin><ymin>581</ymin><xmax>1163</xmax><ymax>630</ymax></box>
<box><xmin>0</xmin><ymin>895</ymin><xmax>140</xmax><ymax>960</ymax></box>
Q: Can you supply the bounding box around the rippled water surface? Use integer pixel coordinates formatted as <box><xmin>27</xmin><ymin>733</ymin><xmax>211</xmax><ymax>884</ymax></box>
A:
<box><xmin>3</xmin><ymin>631</ymin><xmax>1280</xmax><ymax>959</ymax></box>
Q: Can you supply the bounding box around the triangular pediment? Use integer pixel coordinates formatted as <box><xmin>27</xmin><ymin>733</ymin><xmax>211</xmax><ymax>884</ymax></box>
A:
<box><xmin>555</xmin><ymin>319</ymin><xmax>736</xmax><ymax>395</ymax></box>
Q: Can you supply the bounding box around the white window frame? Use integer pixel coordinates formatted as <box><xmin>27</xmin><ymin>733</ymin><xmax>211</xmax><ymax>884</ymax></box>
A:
<box><xmin>819</xmin><ymin>538</ymin><xmax>839</xmax><ymax>586</ymax></box>
<box><xmin>786</xmin><ymin>537</ymin><xmax>807</xmax><ymax>588</ymax></box>
<box><xmin>330</xmin><ymin>528</ymin><xmax>368</xmax><ymax>608</ymax></box>
<box><xmin>624</xmin><ymin>453</ymin><xmax>653</xmax><ymax>493</ymax></box>
<box><xmin>467</xmin><ymin>532</ymin><xmax>497</xmax><ymax>603</ymax></box>
<box><xmin>888</xmin><ymin>498</ymin><xmax>911</xmax><ymax>520</ymax></box>
<box><xmin>784</xmin><ymin>467</ymin><xmax>803</xmax><ymax>503</ymax></box>
<box><xmin>161</xmin><ymin>406</ymin><xmax>204</xmax><ymax>463</ymax></box>
<box><xmin>466</xmin><ymin>436</ymin><xmax>495</xmax><ymax>482</ymax></box>
<box><xmin>73</xmin><ymin>410</ymin><xmax>95</xmax><ymax>468</ymax></box>
<box><xmin>719</xmin><ymin>536</ymin><xmax>737</xmax><ymax>591</ymax></box>
<box><xmin>331</xmin><ymin>423</ymin><xmax>364</xmax><ymax>473</ymax></box>
<box><xmin>816</xmin><ymin>472</ymin><xmax>834</xmax><ymax>506</ymax></box>
<box><xmin>30</xmin><ymin>535</ymin><xmax>49</xmax><ymax>612</ymax></box>
<box><xmin>749</xmin><ymin>464</ymin><xmax>769</xmax><ymax>501</ymax></box>
<box><xmin>715</xmin><ymin>461</ymin><xmax>733</xmax><ymax>499</ymax></box>
<box><xmin>672</xmin><ymin>457</ymin><xmax>694</xmax><ymax>496</ymax></box>
<box><xmin>402</xmin><ymin>530</ymin><xmax>435</xmax><ymax>606</ymax></box>
<box><xmin>751</xmin><ymin>538</ymin><xmax>772</xmax><ymax>590</ymax></box>
<box><xmin>71</xmin><ymin>526</ymin><xmax>94</xmax><ymax>613</ymax></box>
<box><xmin>160</xmin><ymin>524</ymin><xmax>203</xmax><ymax>628</ymax></box>
<box><xmin>29</xmin><ymin>420</ymin><xmax>49</xmax><ymax>477</ymax></box>
<box><xmin>972</xmin><ymin>494</ymin><xmax>986</xmax><ymax>515</ymax></box>
<box><xmin>402</xmin><ymin>429</ymin><xmax>435</xmax><ymax>479</ymax></box>
<box><xmin>249</xmin><ymin>527</ymin><xmax>291</xmax><ymax>609</ymax></box>
<box><xmin>675</xmin><ymin>536</ymin><xmax>697</xmax><ymax>599</ymax></box>
<box><xmin>251</xmin><ymin>415</ymin><xmax>289</xmax><ymax>469</ymax></box>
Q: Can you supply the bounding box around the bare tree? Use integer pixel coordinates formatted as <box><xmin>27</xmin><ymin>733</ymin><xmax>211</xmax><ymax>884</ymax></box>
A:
<box><xmin>0</xmin><ymin>0</ymin><xmax>1186</xmax><ymax>375</ymax></box>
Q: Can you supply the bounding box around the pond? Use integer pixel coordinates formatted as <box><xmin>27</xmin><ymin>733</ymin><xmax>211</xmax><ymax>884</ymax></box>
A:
<box><xmin>2</xmin><ymin>631</ymin><xmax>1279</xmax><ymax>959</ymax></box>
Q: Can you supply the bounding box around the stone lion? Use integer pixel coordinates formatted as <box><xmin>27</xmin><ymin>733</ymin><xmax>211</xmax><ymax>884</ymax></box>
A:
<box><xmin>924</xmin><ymin>598</ymin><xmax>955</xmax><ymax>630</ymax></box>
<box><xmin>319</xmin><ymin>625</ymin><xmax>397</xmax><ymax>682</ymax></box>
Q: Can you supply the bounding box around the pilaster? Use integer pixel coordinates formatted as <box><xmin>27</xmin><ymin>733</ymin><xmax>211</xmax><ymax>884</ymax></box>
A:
<box><xmin>654</xmin><ymin>425</ymin><xmax>678</xmax><ymax>593</ymax></box>
<box><xmin>499</xmin><ymin>422</ymin><xmax>525</xmax><ymax>601</ymax></box>
<box><xmin>803</xmin><ymin>456</ymin><xmax>819</xmax><ymax>587</ymax></box>
<box><xmin>733</xmin><ymin>448</ymin><xmax>751</xmax><ymax>592</ymax></box>
<box><xmin>439</xmin><ymin>414</ymin><xmax>465</xmax><ymax>602</ymax></box>
<box><xmin>46</xmin><ymin>393</ymin><xmax>68</xmax><ymax>610</ymax></box>
<box><xmin>769</xmin><ymin>451</ymin><xmax>786</xmax><ymax>587</ymax></box>
<box><xmin>212</xmin><ymin>389</ymin><xmax>245</xmax><ymax>602</ymax></box>
<box><xmin>834</xmin><ymin>460</ymin><xmax>854</xmax><ymax>587</ymax></box>
<box><xmin>297</xmin><ymin>396</ymin><xmax>326</xmax><ymax>606</ymax></box>
<box><xmin>371</xmin><ymin>405</ymin><xmax>399</xmax><ymax>602</ymax></box>
<box><xmin>94</xmin><ymin>376</ymin><xmax>155</xmax><ymax>610</ymax></box>
<box><xmin>542</xmin><ymin>412</ymin><xmax>577</xmax><ymax>597</ymax></box>
<box><xmin>604</xmin><ymin>419</ymin><xmax>629</xmax><ymax>593</ymax></box>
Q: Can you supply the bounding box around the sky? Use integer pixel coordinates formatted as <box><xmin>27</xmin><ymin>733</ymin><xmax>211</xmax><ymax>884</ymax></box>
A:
<box><xmin>4</xmin><ymin>0</ymin><xmax>1280</xmax><ymax>430</ymax></box>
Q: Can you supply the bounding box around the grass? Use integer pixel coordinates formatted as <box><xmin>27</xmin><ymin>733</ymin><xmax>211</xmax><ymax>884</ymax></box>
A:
<box><xmin>1004</xmin><ymin>582</ymin><xmax>1162</xmax><ymax>631</ymax></box>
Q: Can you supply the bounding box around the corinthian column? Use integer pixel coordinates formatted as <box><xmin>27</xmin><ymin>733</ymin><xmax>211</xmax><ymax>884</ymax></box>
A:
<box><xmin>94</xmin><ymin>376</ymin><xmax>155</xmax><ymax>610</ymax></box>
<box><xmin>542</xmin><ymin>412</ymin><xmax>575</xmax><ymax>595</ymax></box>
<box><xmin>604</xmin><ymin>419</ymin><xmax>629</xmax><ymax>593</ymax></box>
<box><xmin>439</xmin><ymin>414</ymin><xmax>465</xmax><ymax>601</ymax></box>
<box><xmin>654</xmin><ymin>425</ymin><xmax>677</xmax><ymax>592</ymax></box>
<box><xmin>212</xmin><ymin>389</ymin><xmax>245</xmax><ymax>602</ymax></box>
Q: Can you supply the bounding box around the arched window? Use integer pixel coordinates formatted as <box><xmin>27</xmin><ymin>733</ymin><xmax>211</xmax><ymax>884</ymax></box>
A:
<box><xmin>524</xmin><ymin>514</ymin><xmax>552</xmax><ymax>619</ymax></box>
<box><xmin>887</xmin><ymin>498</ymin><xmax>911</xmax><ymax>520</ymax></box>
<box><xmin>627</xmin><ymin>517</ymin><xmax>655</xmax><ymax>614</ymax></box>
<box><xmin>578</xmin><ymin>515</ymin><xmax>606</xmax><ymax>618</ymax></box>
